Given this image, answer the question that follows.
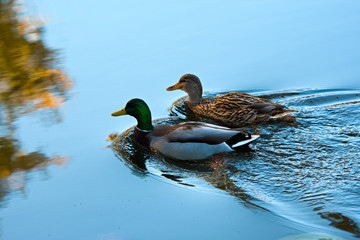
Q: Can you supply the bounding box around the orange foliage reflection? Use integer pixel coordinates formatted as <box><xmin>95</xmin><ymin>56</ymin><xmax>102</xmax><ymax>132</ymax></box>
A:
<box><xmin>0</xmin><ymin>0</ymin><xmax>72</xmax><ymax>125</ymax></box>
<box><xmin>0</xmin><ymin>0</ymin><xmax>71</xmax><ymax>203</ymax></box>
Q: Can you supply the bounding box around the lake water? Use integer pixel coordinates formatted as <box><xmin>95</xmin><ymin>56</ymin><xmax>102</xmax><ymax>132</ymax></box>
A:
<box><xmin>0</xmin><ymin>1</ymin><xmax>359</xmax><ymax>240</ymax></box>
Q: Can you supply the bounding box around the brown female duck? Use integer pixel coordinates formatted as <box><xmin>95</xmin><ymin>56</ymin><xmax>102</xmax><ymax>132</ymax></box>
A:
<box><xmin>166</xmin><ymin>74</ymin><xmax>295</xmax><ymax>127</ymax></box>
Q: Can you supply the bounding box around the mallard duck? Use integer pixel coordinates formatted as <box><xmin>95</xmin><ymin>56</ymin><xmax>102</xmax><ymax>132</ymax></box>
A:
<box><xmin>111</xmin><ymin>98</ymin><xmax>259</xmax><ymax>160</ymax></box>
<box><xmin>166</xmin><ymin>74</ymin><xmax>296</xmax><ymax>127</ymax></box>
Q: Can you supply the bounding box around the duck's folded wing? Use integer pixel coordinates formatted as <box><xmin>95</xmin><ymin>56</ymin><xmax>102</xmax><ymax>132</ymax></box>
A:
<box><xmin>166</xmin><ymin>122</ymin><xmax>240</xmax><ymax>145</ymax></box>
<box><xmin>221</xmin><ymin>92</ymin><xmax>287</xmax><ymax>112</ymax></box>
<box><xmin>250</xmin><ymin>102</ymin><xmax>278</xmax><ymax>113</ymax></box>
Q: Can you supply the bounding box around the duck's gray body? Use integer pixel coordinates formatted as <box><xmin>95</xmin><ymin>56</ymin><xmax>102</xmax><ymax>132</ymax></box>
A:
<box><xmin>135</xmin><ymin>121</ymin><xmax>259</xmax><ymax>160</ymax></box>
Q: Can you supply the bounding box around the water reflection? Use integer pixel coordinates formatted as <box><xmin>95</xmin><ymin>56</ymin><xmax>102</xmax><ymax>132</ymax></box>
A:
<box><xmin>0</xmin><ymin>0</ymin><xmax>71</xmax><ymax>204</ymax></box>
<box><xmin>0</xmin><ymin>0</ymin><xmax>72</xmax><ymax>128</ymax></box>
<box><xmin>111</xmin><ymin>115</ymin><xmax>270</xmax><ymax>204</ymax></box>
<box><xmin>0</xmin><ymin>136</ymin><xmax>69</xmax><ymax>205</ymax></box>
<box><xmin>111</xmin><ymin>88</ymin><xmax>360</xmax><ymax>238</ymax></box>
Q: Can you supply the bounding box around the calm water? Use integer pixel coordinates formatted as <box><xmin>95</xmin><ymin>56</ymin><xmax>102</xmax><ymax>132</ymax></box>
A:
<box><xmin>1</xmin><ymin>0</ymin><xmax>360</xmax><ymax>240</ymax></box>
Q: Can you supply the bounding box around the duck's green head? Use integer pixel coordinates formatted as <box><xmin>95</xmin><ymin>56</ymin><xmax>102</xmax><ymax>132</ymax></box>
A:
<box><xmin>111</xmin><ymin>98</ymin><xmax>153</xmax><ymax>131</ymax></box>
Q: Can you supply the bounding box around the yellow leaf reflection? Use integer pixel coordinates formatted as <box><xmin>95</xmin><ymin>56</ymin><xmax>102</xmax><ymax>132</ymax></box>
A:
<box><xmin>51</xmin><ymin>155</ymin><xmax>70</xmax><ymax>166</ymax></box>
<box><xmin>0</xmin><ymin>0</ymin><xmax>73</xmax><ymax>126</ymax></box>
<box><xmin>0</xmin><ymin>136</ymin><xmax>69</xmax><ymax>196</ymax></box>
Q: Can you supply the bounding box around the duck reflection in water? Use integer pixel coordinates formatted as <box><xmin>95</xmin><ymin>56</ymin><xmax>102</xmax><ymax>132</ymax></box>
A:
<box><xmin>109</xmin><ymin>115</ymin><xmax>262</xmax><ymax>209</ymax></box>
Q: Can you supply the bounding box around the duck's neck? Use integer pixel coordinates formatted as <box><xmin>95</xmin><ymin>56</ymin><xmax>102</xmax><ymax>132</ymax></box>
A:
<box><xmin>134</xmin><ymin>127</ymin><xmax>151</xmax><ymax>146</ymax></box>
<box><xmin>186</xmin><ymin>85</ymin><xmax>203</xmax><ymax>103</ymax></box>
<box><xmin>134</xmin><ymin>112</ymin><xmax>153</xmax><ymax>131</ymax></box>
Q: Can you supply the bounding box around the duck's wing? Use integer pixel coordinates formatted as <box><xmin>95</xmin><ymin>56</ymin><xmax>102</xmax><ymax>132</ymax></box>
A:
<box><xmin>250</xmin><ymin>102</ymin><xmax>285</xmax><ymax>113</ymax></box>
<box><xmin>166</xmin><ymin>122</ymin><xmax>245</xmax><ymax>145</ymax></box>
<box><xmin>217</xmin><ymin>92</ymin><xmax>296</xmax><ymax>118</ymax></box>
<box><xmin>188</xmin><ymin>92</ymin><xmax>295</xmax><ymax>127</ymax></box>
<box><xmin>221</xmin><ymin>92</ymin><xmax>286</xmax><ymax>109</ymax></box>
<box><xmin>218</xmin><ymin>92</ymin><xmax>269</xmax><ymax>104</ymax></box>
<box><xmin>188</xmin><ymin>97</ymin><xmax>259</xmax><ymax>127</ymax></box>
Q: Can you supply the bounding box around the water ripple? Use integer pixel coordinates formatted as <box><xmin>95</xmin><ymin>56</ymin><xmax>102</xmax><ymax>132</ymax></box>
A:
<box><xmin>111</xmin><ymin>88</ymin><xmax>360</xmax><ymax>239</ymax></box>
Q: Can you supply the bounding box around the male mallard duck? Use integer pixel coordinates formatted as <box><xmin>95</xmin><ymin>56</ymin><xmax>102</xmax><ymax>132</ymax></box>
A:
<box><xmin>166</xmin><ymin>74</ymin><xmax>296</xmax><ymax>127</ymax></box>
<box><xmin>111</xmin><ymin>98</ymin><xmax>259</xmax><ymax>160</ymax></box>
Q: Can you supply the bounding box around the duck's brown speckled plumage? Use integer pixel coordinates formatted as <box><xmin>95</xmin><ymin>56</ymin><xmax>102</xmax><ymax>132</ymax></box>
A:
<box><xmin>167</xmin><ymin>74</ymin><xmax>296</xmax><ymax>127</ymax></box>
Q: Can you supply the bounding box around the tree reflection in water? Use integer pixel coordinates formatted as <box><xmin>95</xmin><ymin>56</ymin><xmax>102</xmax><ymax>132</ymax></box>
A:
<box><xmin>0</xmin><ymin>0</ymin><xmax>72</xmax><ymax>127</ymax></box>
<box><xmin>0</xmin><ymin>136</ymin><xmax>69</xmax><ymax>205</ymax></box>
<box><xmin>0</xmin><ymin>0</ymin><xmax>72</xmax><ymax>204</ymax></box>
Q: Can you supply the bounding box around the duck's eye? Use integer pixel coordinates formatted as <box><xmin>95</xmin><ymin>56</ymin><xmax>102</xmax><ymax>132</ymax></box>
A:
<box><xmin>179</xmin><ymin>79</ymin><xmax>186</xmax><ymax>83</ymax></box>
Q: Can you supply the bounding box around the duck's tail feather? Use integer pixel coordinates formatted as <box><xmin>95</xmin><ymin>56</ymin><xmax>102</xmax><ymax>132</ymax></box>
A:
<box><xmin>232</xmin><ymin>135</ymin><xmax>260</xmax><ymax>148</ymax></box>
<box><xmin>270</xmin><ymin>109</ymin><xmax>296</xmax><ymax>119</ymax></box>
<box><xmin>225</xmin><ymin>132</ymin><xmax>260</xmax><ymax>149</ymax></box>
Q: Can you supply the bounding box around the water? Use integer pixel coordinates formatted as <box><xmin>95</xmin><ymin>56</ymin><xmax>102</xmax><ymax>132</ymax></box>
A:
<box><xmin>113</xmin><ymin>89</ymin><xmax>360</xmax><ymax>239</ymax></box>
<box><xmin>1</xmin><ymin>0</ymin><xmax>360</xmax><ymax>239</ymax></box>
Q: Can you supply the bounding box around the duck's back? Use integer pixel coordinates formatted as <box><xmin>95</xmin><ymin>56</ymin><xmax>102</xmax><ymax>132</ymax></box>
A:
<box><xmin>187</xmin><ymin>92</ymin><xmax>286</xmax><ymax>127</ymax></box>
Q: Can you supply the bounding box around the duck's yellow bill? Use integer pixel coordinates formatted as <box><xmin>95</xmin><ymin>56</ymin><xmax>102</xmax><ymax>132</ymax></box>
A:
<box><xmin>166</xmin><ymin>83</ymin><xmax>180</xmax><ymax>91</ymax></box>
<box><xmin>111</xmin><ymin>107</ymin><xmax>127</xmax><ymax>116</ymax></box>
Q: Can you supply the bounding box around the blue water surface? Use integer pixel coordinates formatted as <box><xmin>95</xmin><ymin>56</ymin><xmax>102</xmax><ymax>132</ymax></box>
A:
<box><xmin>0</xmin><ymin>0</ymin><xmax>360</xmax><ymax>239</ymax></box>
